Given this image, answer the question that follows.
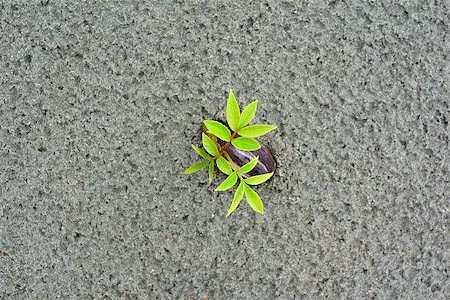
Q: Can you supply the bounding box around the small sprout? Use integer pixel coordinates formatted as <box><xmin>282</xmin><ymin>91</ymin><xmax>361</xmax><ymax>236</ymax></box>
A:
<box><xmin>184</xmin><ymin>89</ymin><xmax>277</xmax><ymax>216</ymax></box>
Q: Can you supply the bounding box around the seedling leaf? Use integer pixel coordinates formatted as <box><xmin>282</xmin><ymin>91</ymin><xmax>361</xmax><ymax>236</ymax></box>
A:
<box><xmin>239</xmin><ymin>100</ymin><xmax>258</xmax><ymax>128</ymax></box>
<box><xmin>226</xmin><ymin>89</ymin><xmax>240</xmax><ymax>131</ymax></box>
<box><xmin>204</xmin><ymin>120</ymin><xmax>231</xmax><ymax>142</ymax></box>
<box><xmin>215</xmin><ymin>172</ymin><xmax>238</xmax><ymax>191</ymax></box>
<box><xmin>208</xmin><ymin>159</ymin><xmax>215</xmax><ymax>184</ymax></box>
<box><xmin>216</xmin><ymin>156</ymin><xmax>232</xmax><ymax>175</ymax></box>
<box><xmin>226</xmin><ymin>182</ymin><xmax>245</xmax><ymax>216</ymax></box>
<box><xmin>238</xmin><ymin>124</ymin><xmax>277</xmax><ymax>138</ymax></box>
<box><xmin>191</xmin><ymin>144</ymin><xmax>211</xmax><ymax>159</ymax></box>
<box><xmin>231</xmin><ymin>137</ymin><xmax>261</xmax><ymax>151</ymax></box>
<box><xmin>239</xmin><ymin>156</ymin><xmax>259</xmax><ymax>173</ymax></box>
<box><xmin>184</xmin><ymin>160</ymin><xmax>210</xmax><ymax>174</ymax></box>
<box><xmin>202</xmin><ymin>132</ymin><xmax>219</xmax><ymax>156</ymax></box>
<box><xmin>244</xmin><ymin>172</ymin><xmax>274</xmax><ymax>185</ymax></box>
<box><xmin>244</xmin><ymin>184</ymin><xmax>264</xmax><ymax>214</ymax></box>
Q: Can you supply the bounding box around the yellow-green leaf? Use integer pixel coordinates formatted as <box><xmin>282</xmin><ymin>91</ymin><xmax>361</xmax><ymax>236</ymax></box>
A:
<box><xmin>204</xmin><ymin>120</ymin><xmax>231</xmax><ymax>141</ymax></box>
<box><xmin>244</xmin><ymin>172</ymin><xmax>274</xmax><ymax>185</ymax></box>
<box><xmin>244</xmin><ymin>184</ymin><xmax>264</xmax><ymax>214</ymax></box>
<box><xmin>226</xmin><ymin>89</ymin><xmax>240</xmax><ymax>131</ymax></box>
<box><xmin>239</xmin><ymin>100</ymin><xmax>258</xmax><ymax>128</ymax></box>
<box><xmin>208</xmin><ymin>159</ymin><xmax>215</xmax><ymax>184</ymax></box>
<box><xmin>184</xmin><ymin>160</ymin><xmax>210</xmax><ymax>174</ymax></box>
<box><xmin>226</xmin><ymin>182</ymin><xmax>245</xmax><ymax>216</ymax></box>
<box><xmin>239</xmin><ymin>156</ymin><xmax>259</xmax><ymax>173</ymax></box>
<box><xmin>202</xmin><ymin>132</ymin><xmax>219</xmax><ymax>156</ymax></box>
<box><xmin>216</xmin><ymin>156</ymin><xmax>232</xmax><ymax>175</ymax></box>
<box><xmin>238</xmin><ymin>124</ymin><xmax>277</xmax><ymax>138</ymax></box>
<box><xmin>191</xmin><ymin>144</ymin><xmax>211</xmax><ymax>159</ymax></box>
<box><xmin>231</xmin><ymin>137</ymin><xmax>261</xmax><ymax>151</ymax></box>
<box><xmin>215</xmin><ymin>172</ymin><xmax>238</xmax><ymax>191</ymax></box>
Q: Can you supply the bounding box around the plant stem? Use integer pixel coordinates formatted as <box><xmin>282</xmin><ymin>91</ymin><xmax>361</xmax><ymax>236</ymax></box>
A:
<box><xmin>212</xmin><ymin>131</ymin><xmax>243</xmax><ymax>180</ymax></box>
<box><xmin>224</xmin><ymin>151</ymin><xmax>243</xmax><ymax>181</ymax></box>
<box><xmin>218</xmin><ymin>131</ymin><xmax>237</xmax><ymax>156</ymax></box>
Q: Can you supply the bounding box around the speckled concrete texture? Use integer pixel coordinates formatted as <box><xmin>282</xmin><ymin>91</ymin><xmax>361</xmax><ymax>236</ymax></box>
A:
<box><xmin>1</xmin><ymin>1</ymin><xmax>449</xmax><ymax>299</ymax></box>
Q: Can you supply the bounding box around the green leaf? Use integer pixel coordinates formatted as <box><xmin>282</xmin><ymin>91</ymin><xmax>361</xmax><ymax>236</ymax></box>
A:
<box><xmin>239</xmin><ymin>100</ymin><xmax>258</xmax><ymax>128</ymax></box>
<box><xmin>208</xmin><ymin>159</ymin><xmax>215</xmax><ymax>184</ymax></box>
<box><xmin>202</xmin><ymin>132</ymin><xmax>219</xmax><ymax>156</ymax></box>
<box><xmin>191</xmin><ymin>144</ymin><xmax>211</xmax><ymax>159</ymax></box>
<box><xmin>216</xmin><ymin>156</ymin><xmax>232</xmax><ymax>175</ymax></box>
<box><xmin>244</xmin><ymin>172</ymin><xmax>274</xmax><ymax>185</ymax></box>
<box><xmin>244</xmin><ymin>184</ymin><xmax>264</xmax><ymax>214</ymax></box>
<box><xmin>226</xmin><ymin>182</ymin><xmax>245</xmax><ymax>216</ymax></box>
<box><xmin>184</xmin><ymin>160</ymin><xmax>210</xmax><ymax>174</ymax></box>
<box><xmin>203</xmin><ymin>120</ymin><xmax>231</xmax><ymax>142</ymax></box>
<box><xmin>215</xmin><ymin>172</ymin><xmax>238</xmax><ymax>191</ymax></box>
<box><xmin>226</xmin><ymin>89</ymin><xmax>240</xmax><ymax>131</ymax></box>
<box><xmin>231</xmin><ymin>137</ymin><xmax>261</xmax><ymax>151</ymax></box>
<box><xmin>238</xmin><ymin>124</ymin><xmax>277</xmax><ymax>138</ymax></box>
<box><xmin>239</xmin><ymin>156</ymin><xmax>259</xmax><ymax>173</ymax></box>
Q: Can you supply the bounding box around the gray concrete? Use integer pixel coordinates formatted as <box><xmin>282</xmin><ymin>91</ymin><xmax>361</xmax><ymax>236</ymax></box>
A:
<box><xmin>1</xmin><ymin>1</ymin><xmax>448</xmax><ymax>299</ymax></box>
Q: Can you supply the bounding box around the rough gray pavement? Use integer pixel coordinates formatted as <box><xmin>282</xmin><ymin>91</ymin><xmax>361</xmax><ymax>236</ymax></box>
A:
<box><xmin>1</xmin><ymin>1</ymin><xmax>449</xmax><ymax>299</ymax></box>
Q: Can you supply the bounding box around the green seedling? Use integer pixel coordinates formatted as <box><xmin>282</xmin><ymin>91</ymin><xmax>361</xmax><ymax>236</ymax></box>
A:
<box><xmin>184</xmin><ymin>89</ymin><xmax>277</xmax><ymax>216</ymax></box>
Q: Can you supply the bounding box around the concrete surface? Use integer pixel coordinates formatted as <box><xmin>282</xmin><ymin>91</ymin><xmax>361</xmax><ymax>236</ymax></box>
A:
<box><xmin>1</xmin><ymin>1</ymin><xmax>449</xmax><ymax>299</ymax></box>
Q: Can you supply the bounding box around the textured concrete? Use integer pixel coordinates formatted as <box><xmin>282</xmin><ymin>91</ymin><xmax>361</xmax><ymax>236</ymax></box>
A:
<box><xmin>1</xmin><ymin>1</ymin><xmax>449</xmax><ymax>299</ymax></box>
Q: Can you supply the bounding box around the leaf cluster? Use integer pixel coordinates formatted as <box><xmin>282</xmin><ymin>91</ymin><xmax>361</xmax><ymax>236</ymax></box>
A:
<box><xmin>184</xmin><ymin>89</ymin><xmax>277</xmax><ymax>216</ymax></box>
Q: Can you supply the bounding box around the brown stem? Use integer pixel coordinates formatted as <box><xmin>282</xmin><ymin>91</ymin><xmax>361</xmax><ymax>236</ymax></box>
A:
<box><xmin>224</xmin><ymin>151</ymin><xmax>243</xmax><ymax>181</ymax></box>
<box><xmin>218</xmin><ymin>131</ymin><xmax>237</xmax><ymax>156</ymax></box>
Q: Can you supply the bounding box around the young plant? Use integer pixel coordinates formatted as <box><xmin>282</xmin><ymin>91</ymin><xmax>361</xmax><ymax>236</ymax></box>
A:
<box><xmin>184</xmin><ymin>89</ymin><xmax>277</xmax><ymax>216</ymax></box>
